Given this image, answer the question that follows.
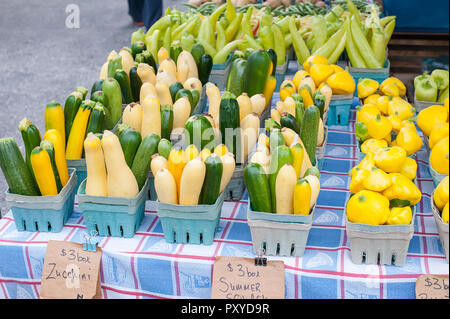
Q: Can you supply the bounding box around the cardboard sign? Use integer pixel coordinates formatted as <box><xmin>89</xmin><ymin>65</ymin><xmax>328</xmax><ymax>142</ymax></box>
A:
<box><xmin>40</xmin><ymin>240</ymin><xmax>102</xmax><ymax>299</ymax></box>
<box><xmin>416</xmin><ymin>274</ymin><xmax>449</xmax><ymax>299</ymax></box>
<box><xmin>211</xmin><ymin>256</ymin><xmax>285</xmax><ymax>299</ymax></box>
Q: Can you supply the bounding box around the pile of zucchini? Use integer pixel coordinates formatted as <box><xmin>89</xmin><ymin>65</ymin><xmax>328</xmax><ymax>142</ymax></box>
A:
<box><xmin>244</xmin><ymin>128</ymin><xmax>321</xmax><ymax>215</ymax></box>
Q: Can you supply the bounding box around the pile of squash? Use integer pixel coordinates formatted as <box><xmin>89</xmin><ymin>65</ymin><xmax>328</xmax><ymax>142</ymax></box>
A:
<box><xmin>347</xmin><ymin>147</ymin><xmax>421</xmax><ymax>226</ymax></box>
<box><xmin>417</xmin><ymin>99</ymin><xmax>449</xmax><ymax>175</ymax></box>
<box><xmin>245</xmin><ymin>126</ymin><xmax>320</xmax><ymax>215</ymax></box>
<box><xmin>356</xmin><ymin>77</ymin><xmax>423</xmax><ymax>157</ymax></box>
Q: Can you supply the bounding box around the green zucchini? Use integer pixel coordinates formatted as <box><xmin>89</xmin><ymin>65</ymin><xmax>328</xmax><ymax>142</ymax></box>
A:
<box><xmin>169</xmin><ymin>82</ymin><xmax>184</xmax><ymax>102</ymax></box>
<box><xmin>75</xmin><ymin>86</ymin><xmax>88</xmax><ymax>100</ymax></box>
<box><xmin>266</xmin><ymin>48</ymin><xmax>278</xmax><ymax>76</ymax></box>
<box><xmin>129</xmin><ymin>66</ymin><xmax>142</xmax><ymax>103</ymax></box>
<box><xmin>107</xmin><ymin>55</ymin><xmax>123</xmax><ymax>78</ymax></box>
<box><xmin>157</xmin><ymin>138</ymin><xmax>173</xmax><ymax>160</ymax></box>
<box><xmin>63</xmin><ymin>91</ymin><xmax>83</xmax><ymax>141</ymax></box>
<box><xmin>226</xmin><ymin>57</ymin><xmax>247</xmax><ymax>97</ymax></box>
<box><xmin>131</xmin><ymin>41</ymin><xmax>146</xmax><ymax>59</ymax></box>
<box><xmin>119</xmin><ymin>128</ymin><xmax>142</xmax><ymax>168</ymax></box>
<box><xmin>102</xmin><ymin>77</ymin><xmax>123</xmax><ymax>130</ymax></box>
<box><xmin>280</xmin><ymin>112</ymin><xmax>300</xmax><ymax>134</ymax></box>
<box><xmin>198</xmin><ymin>54</ymin><xmax>213</xmax><ymax>86</ymax></box>
<box><xmin>184</xmin><ymin>114</ymin><xmax>216</xmax><ymax>151</ymax></box>
<box><xmin>269</xmin><ymin>128</ymin><xmax>285</xmax><ymax>153</ymax></box>
<box><xmin>86</xmin><ymin>103</ymin><xmax>106</xmax><ymax>135</ymax></box>
<box><xmin>268</xmin><ymin>145</ymin><xmax>293</xmax><ymax>213</ymax></box>
<box><xmin>40</xmin><ymin>140</ymin><xmax>62</xmax><ymax>193</ymax></box>
<box><xmin>90</xmin><ymin>80</ymin><xmax>104</xmax><ymax>99</ymax></box>
<box><xmin>244</xmin><ymin>49</ymin><xmax>271</xmax><ymax>97</ymax></box>
<box><xmin>219</xmin><ymin>93</ymin><xmax>240</xmax><ymax>158</ymax></box>
<box><xmin>131</xmin><ymin>133</ymin><xmax>161</xmax><ymax>190</ymax></box>
<box><xmin>191</xmin><ymin>43</ymin><xmax>206</xmax><ymax>67</ymax></box>
<box><xmin>191</xmin><ymin>89</ymin><xmax>200</xmax><ymax>110</ymax></box>
<box><xmin>18</xmin><ymin>117</ymin><xmax>42</xmax><ymax>176</ymax></box>
<box><xmin>293</xmin><ymin>94</ymin><xmax>305</xmax><ymax>130</ymax></box>
<box><xmin>300</xmin><ymin>105</ymin><xmax>320</xmax><ymax>165</ymax></box>
<box><xmin>313</xmin><ymin>91</ymin><xmax>326</xmax><ymax>119</ymax></box>
<box><xmin>114</xmin><ymin>69</ymin><xmax>133</xmax><ymax>104</ymax></box>
<box><xmin>0</xmin><ymin>137</ymin><xmax>40</xmax><ymax>196</ymax></box>
<box><xmin>160</xmin><ymin>105</ymin><xmax>174</xmax><ymax>141</ymax></box>
<box><xmin>244</xmin><ymin>163</ymin><xmax>272</xmax><ymax>213</ymax></box>
<box><xmin>199</xmin><ymin>153</ymin><xmax>223</xmax><ymax>205</ymax></box>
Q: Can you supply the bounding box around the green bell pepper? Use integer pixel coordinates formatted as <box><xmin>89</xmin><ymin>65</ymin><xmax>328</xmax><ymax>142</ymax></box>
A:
<box><xmin>415</xmin><ymin>78</ymin><xmax>438</xmax><ymax>102</ymax></box>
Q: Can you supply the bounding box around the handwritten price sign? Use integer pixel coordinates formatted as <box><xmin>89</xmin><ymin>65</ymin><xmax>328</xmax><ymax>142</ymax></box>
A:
<box><xmin>40</xmin><ymin>240</ymin><xmax>102</xmax><ymax>299</ymax></box>
<box><xmin>211</xmin><ymin>256</ymin><xmax>285</xmax><ymax>299</ymax></box>
<box><xmin>416</xmin><ymin>275</ymin><xmax>449</xmax><ymax>299</ymax></box>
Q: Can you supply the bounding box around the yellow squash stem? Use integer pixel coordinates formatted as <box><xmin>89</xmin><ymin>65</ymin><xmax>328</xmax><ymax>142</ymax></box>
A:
<box><xmin>43</xmin><ymin>129</ymin><xmax>69</xmax><ymax>187</ymax></box>
<box><xmin>30</xmin><ymin>147</ymin><xmax>58</xmax><ymax>196</ymax></box>
<box><xmin>44</xmin><ymin>101</ymin><xmax>66</xmax><ymax>144</ymax></box>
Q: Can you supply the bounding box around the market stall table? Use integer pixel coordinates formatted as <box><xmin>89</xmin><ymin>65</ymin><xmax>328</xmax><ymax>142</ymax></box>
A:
<box><xmin>0</xmin><ymin>64</ymin><xmax>448</xmax><ymax>299</ymax></box>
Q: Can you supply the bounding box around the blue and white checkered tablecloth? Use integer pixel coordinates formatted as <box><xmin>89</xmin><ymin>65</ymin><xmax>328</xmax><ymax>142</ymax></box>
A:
<box><xmin>0</xmin><ymin>62</ymin><xmax>448</xmax><ymax>299</ymax></box>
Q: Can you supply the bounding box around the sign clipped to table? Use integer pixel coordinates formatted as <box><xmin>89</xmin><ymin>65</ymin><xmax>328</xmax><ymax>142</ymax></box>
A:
<box><xmin>416</xmin><ymin>274</ymin><xmax>449</xmax><ymax>299</ymax></box>
<box><xmin>40</xmin><ymin>240</ymin><xmax>102</xmax><ymax>299</ymax></box>
<box><xmin>211</xmin><ymin>256</ymin><xmax>285</xmax><ymax>299</ymax></box>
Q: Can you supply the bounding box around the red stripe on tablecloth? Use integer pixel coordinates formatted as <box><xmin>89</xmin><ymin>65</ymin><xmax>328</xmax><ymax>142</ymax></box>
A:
<box><xmin>174</xmin><ymin>244</ymin><xmax>185</xmax><ymax>297</ymax></box>
<box><xmin>315</xmin><ymin>205</ymin><xmax>344</xmax><ymax>211</ymax></box>
<box><xmin>340</xmin><ymin>221</ymin><xmax>348</xmax><ymax>299</ymax></box>
<box><xmin>0</xmin><ymin>218</ymin><xmax>12</xmax><ymax>233</ymax></box>
<box><xmin>294</xmin><ymin>256</ymin><xmax>299</xmax><ymax>299</ymax></box>
<box><xmin>0</xmin><ymin>282</ymin><xmax>8</xmax><ymax>298</ymax></box>
<box><xmin>24</xmin><ymin>246</ymin><xmax>40</xmax><ymax>298</ymax></box>
<box><xmin>378</xmin><ymin>264</ymin><xmax>384</xmax><ymax>299</ymax></box>
<box><xmin>0</xmin><ymin>278</ymin><xmax>40</xmax><ymax>285</ymax></box>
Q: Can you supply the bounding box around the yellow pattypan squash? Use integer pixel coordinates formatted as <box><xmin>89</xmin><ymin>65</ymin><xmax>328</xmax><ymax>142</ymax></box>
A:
<box><xmin>399</xmin><ymin>156</ymin><xmax>417</xmax><ymax>180</ymax></box>
<box><xmin>395</xmin><ymin>126</ymin><xmax>424</xmax><ymax>156</ymax></box>
<box><xmin>356</xmin><ymin>104</ymin><xmax>381</xmax><ymax>126</ymax></box>
<box><xmin>434</xmin><ymin>176</ymin><xmax>449</xmax><ymax>211</ymax></box>
<box><xmin>367</xmin><ymin>114</ymin><xmax>393</xmax><ymax>140</ymax></box>
<box><xmin>346</xmin><ymin>190</ymin><xmax>391</xmax><ymax>225</ymax></box>
<box><xmin>374</xmin><ymin>146</ymin><xmax>407</xmax><ymax>173</ymax></box>
<box><xmin>417</xmin><ymin>104</ymin><xmax>448</xmax><ymax>137</ymax></box>
<box><xmin>357</xmin><ymin>152</ymin><xmax>376</xmax><ymax>171</ymax></box>
<box><xmin>430</xmin><ymin>136</ymin><xmax>449</xmax><ymax>174</ymax></box>
<box><xmin>376</xmin><ymin>95</ymin><xmax>392</xmax><ymax>115</ymax></box>
<box><xmin>364</xmin><ymin>93</ymin><xmax>381</xmax><ymax>106</ymax></box>
<box><xmin>386</xmin><ymin>206</ymin><xmax>413</xmax><ymax>225</ymax></box>
<box><xmin>303</xmin><ymin>55</ymin><xmax>328</xmax><ymax>73</ymax></box>
<box><xmin>383</xmin><ymin>173</ymin><xmax>422</xmax><ymax>206</ymax></box>
<box><xmin>361</xmin><ymin>138</ymin><xmax>388</xmax><ymax>155</ymax></box>
<box><xmin>363</xmin><ymin>166</ymin><xmax>393</xmax><ymax>192</ymax></box>
<box><xmin>357</xmin><ymin>78</ymin><xmax>379</xmax><ymax>99</ymax></box>
<box><xmin>309</xmin><ymin>63</ymin><xmax>335</xmax><ymax>87</ymax></box>
<box><xmin>429</xmin><ymin>122</ymin><xmax>449</xmax><ymax>149</ymax></box>
<box><xmin>388</xmin><ymin>97</ymin><xmax>415</xmax><ymax>121</ymax></box>
<box><xmin>380</xmin><ymin>77</ymin><xmax>406</xmax><ymax>97</ymax></box>
<box><xmin>387</xmin><ymin>113</ymin><xmax>404</xmax><ymax>133</ymax></box>
<box><xmin>327</xmin><ymin>71</ymin><xmax>355</xmax><ymax>95</ymax></box>
<box><xmin>349</xmin><ymin>167</ymin><xmax>370</xmax><ymax>194</ymax></box>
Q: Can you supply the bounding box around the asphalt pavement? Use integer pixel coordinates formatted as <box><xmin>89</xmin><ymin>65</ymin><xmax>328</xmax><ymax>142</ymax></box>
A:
<box><xmin>0</xmin><ymin>0</ymin><xmax>184</xmax><ymax>216</ymax></box>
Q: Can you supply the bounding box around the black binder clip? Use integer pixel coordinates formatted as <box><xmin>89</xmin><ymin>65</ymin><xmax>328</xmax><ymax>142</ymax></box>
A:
<box><xmin>82</xmin><ymin>230</ymin><xmax>99</xmax><ymax>252</ymax></box>
<box><xmin>254</xmin><ymin>248</ymin><xmax>267</xmax><ymax>266</ymax></box>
